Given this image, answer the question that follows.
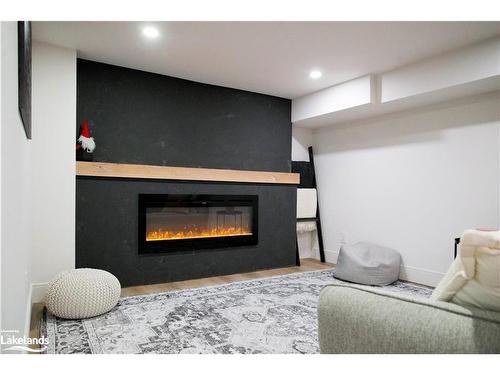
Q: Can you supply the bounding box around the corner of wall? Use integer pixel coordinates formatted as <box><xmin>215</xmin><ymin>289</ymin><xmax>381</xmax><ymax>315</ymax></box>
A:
<box><xmin>291</xmin><ymin>127</ymin><xmax>313</xmax><ymax>161</ymax></box>
<box><xmin>0</xmin><ymin>21</ymin><xmax>3</xmax><ymax>341</ymax></box>
<box><xmin>30</xmin><ymin>41</ymin><xmax>77</xmax><ymax>287</ymax></box>
<box><xmin>1</xmin><ymin>21</ymin><xmax>34</xmax><ymax>348</ymax></box>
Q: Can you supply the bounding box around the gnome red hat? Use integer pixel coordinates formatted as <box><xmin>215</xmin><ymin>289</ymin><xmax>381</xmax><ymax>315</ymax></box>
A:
<box><xmin>77</xmin><ymin>119</ymin><xmax>96</xmax><ymax>153</ymax></box>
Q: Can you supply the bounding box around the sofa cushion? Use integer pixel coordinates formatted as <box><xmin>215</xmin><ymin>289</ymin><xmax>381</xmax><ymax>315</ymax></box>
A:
<box><xmin>319</xmin><ymin>284</ymin><xmax>500</xmax><ymax>353</ymax></box>
<box><xmin>432</xmin><ymin>229</ymin><xmax>500</xmax><ymax>312</ymax></box>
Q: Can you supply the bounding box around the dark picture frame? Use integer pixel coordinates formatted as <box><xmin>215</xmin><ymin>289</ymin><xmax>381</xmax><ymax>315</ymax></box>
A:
<box><xmin>18</xmin><ymin>21</ymin><xmax>32</xmax><ymax>139</ymax></box>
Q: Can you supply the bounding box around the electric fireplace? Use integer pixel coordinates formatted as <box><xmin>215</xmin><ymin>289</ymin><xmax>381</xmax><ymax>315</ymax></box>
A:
<box><xmin>138</xmin><ymin>194</ymin><xmax>258</xmax><ymax>254</ymax></box>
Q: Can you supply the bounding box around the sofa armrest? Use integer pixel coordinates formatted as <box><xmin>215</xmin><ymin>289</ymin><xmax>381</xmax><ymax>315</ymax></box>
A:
<box><xmin>318</xmin><ymin>284</ymin><xmax>500</xmax><ymax>354</ymax></box>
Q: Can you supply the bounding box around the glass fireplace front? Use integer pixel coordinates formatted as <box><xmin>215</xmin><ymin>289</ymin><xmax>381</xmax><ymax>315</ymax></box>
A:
<box><xmin>138</xmin><ymin>194</ymin><xmax>258</xmax><ymax>254</ymax></box>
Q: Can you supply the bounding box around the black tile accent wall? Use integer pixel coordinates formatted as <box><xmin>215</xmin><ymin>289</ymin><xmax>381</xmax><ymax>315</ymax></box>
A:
<box><xmin>76</xmin><ymin>179</ymin><xmax>296</xmax><ymax>287</ymax></box>
<box><xmin>77</xmin><ymin>59</ymin><xmax>292</xmax><ymax>172</ymax></box>
<box><xmin>76</xmin><ymin>60</ymin><xmax>295</xmax><ymax>287</ymax></box>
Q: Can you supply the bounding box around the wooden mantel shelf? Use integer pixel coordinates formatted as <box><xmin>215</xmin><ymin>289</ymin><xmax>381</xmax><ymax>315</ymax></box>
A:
<box><xmin>76</xmin><ymin>161</ymin><xmax>300</xmax><ymax>185</ymax></box>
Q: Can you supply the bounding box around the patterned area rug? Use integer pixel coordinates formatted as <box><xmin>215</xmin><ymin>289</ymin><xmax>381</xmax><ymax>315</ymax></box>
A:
<box><xmin>42</xmin><ymin>269</ymin><xmax>432</xmax><ymax>354</ymax></box>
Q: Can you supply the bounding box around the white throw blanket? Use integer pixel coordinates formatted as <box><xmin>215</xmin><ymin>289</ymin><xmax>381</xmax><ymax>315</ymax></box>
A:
<box><xmin>432</xmin><ymin>229</ymin><xmax>500</xmax><ymax>312</ymax></box>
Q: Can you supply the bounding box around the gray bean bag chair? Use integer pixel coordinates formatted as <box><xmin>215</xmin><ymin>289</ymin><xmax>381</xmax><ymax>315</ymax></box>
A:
<box><xmin>333</xmin><ymin>242</ymin><xmax>401</xmax><ymax>286</ymax></box>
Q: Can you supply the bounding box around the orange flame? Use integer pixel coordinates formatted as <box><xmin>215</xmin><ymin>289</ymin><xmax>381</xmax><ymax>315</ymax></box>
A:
<box><xmin>146</xmin><ymin>227</ymin><xmax>252</xmax><ymax>241</ymax></box>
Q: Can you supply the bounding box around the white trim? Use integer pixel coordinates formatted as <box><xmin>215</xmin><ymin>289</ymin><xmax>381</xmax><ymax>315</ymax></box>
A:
<box><xmin>23</xmin><ymin>285</ymin><xmax>33</xmax><ymax>345</ymax></box>
<box><xmin>399</xmin><ymin>265</ymin><xmax>444</xmax><ymax>287</ymax></box>
<box><xmin>30</xmin><ymin>282</ymin><xmax>49</xmax><ymax>304</ymax></box>
<box><xmin>20</xmin><ymin>282</ymin><xmax>48</xmax><ymax>353</ymax></box>
<box><xmin>323</xmin><ymin>249</ymin><xmax>443</xmax><ymax>287</ymax></box>
<box><xmin>324</xmin><ymin>249</ymin><xmax>339</xmax><ymax>264</ymax></box>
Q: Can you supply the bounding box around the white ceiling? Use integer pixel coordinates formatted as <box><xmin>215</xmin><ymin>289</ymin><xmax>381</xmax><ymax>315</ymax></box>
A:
<box><xmin>33</xmin><ymin>21</ymin><xmax>500</xmax><ymax>99</ymax></box>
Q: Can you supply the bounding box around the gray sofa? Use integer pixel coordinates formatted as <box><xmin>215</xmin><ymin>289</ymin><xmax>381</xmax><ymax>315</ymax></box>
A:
<box><xmin>318</xmin><ymin>284</ymin><xmax>500</xmax><ymax>354</ymax></box>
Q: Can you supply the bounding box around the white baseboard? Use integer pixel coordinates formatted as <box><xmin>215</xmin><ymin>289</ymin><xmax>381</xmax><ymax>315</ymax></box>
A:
<box><xmin>30</xmin><ymin>282</ymin><xmax>49</xmax><ymax>304</ymax></box>
<box><xmin>324</xmin><ymin>249</ymin><xmax>339</xmax><ymax>264</ymax></box>
<box><xmin>23</xmin><ymin>285</ymin><xmax>33</xmax><ymax>342</ymax></box>
<box><xmin>19</xmin><ymin>283</ymin><xmax>49</xmax><ymax>353</ymax></box>
<box><xmin>323</xmin><ymin>249</ymin><xmax>443</xmax><ymax>287</ymax></box>
<box><xmin>398</xmin><ymin>266</ymin><xmax>444</xmax><ymax>287</ymax></box>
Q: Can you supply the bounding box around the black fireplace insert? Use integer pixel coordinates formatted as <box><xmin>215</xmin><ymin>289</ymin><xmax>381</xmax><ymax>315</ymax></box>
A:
<box><xmin>138</xmin><ymin>194</ymin><xmax>258</xmax><ymax>254</ymax></box>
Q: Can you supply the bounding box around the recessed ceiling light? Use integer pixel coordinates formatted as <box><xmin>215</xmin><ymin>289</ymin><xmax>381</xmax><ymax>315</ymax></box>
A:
<box><xmin>309</xmin><ymin>70</ymin><xmax>322</xmax><ymax>79</ymax></box>
<box><xmin>142</xmin><ymin>26</ymin><xmax>160</xmax><ymax>39</ymax></box>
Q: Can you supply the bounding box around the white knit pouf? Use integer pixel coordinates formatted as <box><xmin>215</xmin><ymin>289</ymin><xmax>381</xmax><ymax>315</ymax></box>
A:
<box><xmin>45</xmin><ymin>268</ymin><xmax>121</xmax><ymax>319</ymax></box>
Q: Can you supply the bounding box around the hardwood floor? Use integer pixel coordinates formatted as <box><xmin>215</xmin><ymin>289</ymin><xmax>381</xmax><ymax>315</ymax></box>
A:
<box><xmin>29</xmin><ymin>258</ymin><xmax>334</xmax><ymax>353</ymax></box>
<box><xmin>121</xmin><ymin>258</ymin><xmax>333</xmax><ymax>297</ymax></box>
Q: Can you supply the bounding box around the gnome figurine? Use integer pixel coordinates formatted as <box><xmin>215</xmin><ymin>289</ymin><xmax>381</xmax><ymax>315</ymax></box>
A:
<box><xmin>76</xmin><ymin>119</ymin><xmax>96</xmax><ymax>161</ymax></box>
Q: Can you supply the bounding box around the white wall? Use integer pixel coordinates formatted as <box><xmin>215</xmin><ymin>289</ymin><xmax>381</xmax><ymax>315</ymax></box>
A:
<box><xmin>30</xmin><ymin>42</ymin><xmax>76</xmax><ymax>300</ymax></box>
<box><xmin>1</xmin><ymin>22</ymin><xmax>34</xmax><ymax>346</ymax></box>
<box><xmin>292</xmin><ymin>75</ymin><xmax>372</xmax><ymax>123</ymax></box>
<box><xmin>1</xmin><ymin>19</ymin><xmax>2</xmax><ymax>339</ymax></box>
<box><xmin>291</xmin><ymin>127</ymin><xmax>313</xmax><ymax>161</ymax></box>
<box><xmin>0</xmin><ymin>27</ymin><xmax>76</xmax><ymax>351</ymax></box>
<box><xmin>313</xmin><ymin>93</ymin><xmax>500</xmax><ymax>286</ymax></box>
<box><xmin>292</xmin><ymin>37</ymin><xmax>500</xmax><ymax>129</ymax></box>
<box><xmin>381</xmin><ymin>37</ymin><xmax>500</xmax><ymax>103</ymax></box>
